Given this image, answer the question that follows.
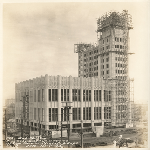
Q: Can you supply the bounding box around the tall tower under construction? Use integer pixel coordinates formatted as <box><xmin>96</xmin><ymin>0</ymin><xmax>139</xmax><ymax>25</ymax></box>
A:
<box><xmin>75</xmin><ymin>10</ymin><xmax>133</xmax><ymax>79</ymax></box>
<box><xmin>75</xmin><ymin>10</ymin><xmax>133</xmax><ymax>126</ymax></box>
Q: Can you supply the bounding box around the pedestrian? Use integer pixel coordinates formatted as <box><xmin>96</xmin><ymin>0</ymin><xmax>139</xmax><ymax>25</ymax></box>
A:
<box><xmin>113</xmin><ymin>140</ymin><xmax>116</xmax><ymax>148</ymax></box>
<box><xmin>118</xmin><ymin>135</ymin><xmax>123</xmax><ymax>148</ymax></box>
<box><xmin>135</xmin><ymin>137</ymin><xmax>138</xmax><ymax>147</ymax></box>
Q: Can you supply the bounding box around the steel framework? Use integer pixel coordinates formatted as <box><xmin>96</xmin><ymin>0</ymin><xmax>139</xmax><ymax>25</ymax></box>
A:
<box><xmin>97</xmin><ymin>10</ymin><xmax>133</xmax><ymax>126</ymax></box>
<box><xmin>74</xmin><ymin>10</ymin><xmax>134</xmax><ymax>127</ymax></box>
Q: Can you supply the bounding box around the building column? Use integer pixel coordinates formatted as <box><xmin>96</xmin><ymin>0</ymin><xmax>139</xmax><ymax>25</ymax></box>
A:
<box><xmin>35</xmin><ymin>79</ymin><xmax>38</xmax><ymax>123</ymax></box>
<box><xmin>15</xmin><ymin>84</ymin><xmax>17</xmax><ymax>123</ymax></box>
<box><xmin>111</xmin><ymin>80</ymin><xmax>116</xmax><ymax>126</ymax></box>
<box><xmin>101</xmin><ymin>78</ymin><xmax>104</xmax><ymax>127</ymax></box>
<box><xmin>57</xmin><ymin>75</ymin><xmax>61</xmax><ymax>129</ymax></box>
<box><xmin>91</xmin><ymin>77</ymin><xmax>94</xmax><ymax>129</ymax></box>
<box><xmin>80</xmin><ymin>77</ymin><xmax>83</xmax><ymax>122</ymax></box>
<box><xmin>128</xmin><ymin>78</ymin><xmax>132</xmax><ymax>125</ymax></box>
<box><xmin>44</xmin><ymin>74</ymin><xmax>49</xmax><ymax>131</ymax></box>
<box><xmin>69</xmin><ymin>76</ymin><xmax>72</xmax><ymax>131</ymax></box>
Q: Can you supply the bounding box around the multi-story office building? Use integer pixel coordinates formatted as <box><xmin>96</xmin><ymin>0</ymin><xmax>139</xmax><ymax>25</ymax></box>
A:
<box><xmin>5</xmin><ymin>98</ymin><xmax>15</xmax><ymax>107</ymax></box>
<box><xmin>5</xmin><ymin>99</ymin><xmax>15</xmax><ymax>119</ymax></box>
<box><xmin>77</xmin><ymin>45</ymin><xmax>99</xmax><ymax>78</ymax></box>
<box><xmin>15</xmin><ymin>75</ymin><xmax>119</xmax><ymax>132</ymax></box>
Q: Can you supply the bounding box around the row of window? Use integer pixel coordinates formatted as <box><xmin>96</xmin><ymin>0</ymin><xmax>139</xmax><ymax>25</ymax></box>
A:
<box><xmin>49</xmin><ymin>89</ymin><xmax>58</xmax><ymax>101</ymax></box>
<box><xmin>101</xmin><ymin>64</ymin><xmax>109</xmax><ymax>69</ymax></box>
<box><xmin>83</xmin><ymin>61</ymin><xmax>98</xmax><ymax>67</ymax></box>
<box><xmin>89</xmin><ymin>72</ymin><xmax>98</xmax><ymax>77</ymax></box>
<box><xmin>84</xmin><ymin>57</ymin><xmax>98</xmax><ymax>64</ymax></box>
<box><xmin>94</xmin><ymin>66</ymin><xmax>98</xmax><ymax>71</ymax></box>
<box><xmin>16</xmin><ymin>90</ymin><xmax>45</xmax><ymax>102</ymax></box>
<box><xmin>88</xmin><ymin>72</ymin><xmax>98</xmax><ymax>77</ymax></box>
<box><xmin>18</xmin><ymin>105</ymin><xmax>127</xmax><ymax>122</ymax></box>
<box><xmin>73</xmin><ymin>108</ymin><xmax>81</xmax><ymax>120</ymax></box>
<box><xmin>101</xmin><ymin>57</ymin><xmax>109</xmax><ymax>63</ymax></box>
<box><xmin>17</xmin><ymin>89</ymin><xmax>111</xmax><ymax>102</ymax></box>
<box><xmin>115</xmin><ymin>51</ymin><xmax>125</xmax><ymax>55</ymax></box>
<box><xmin>49</xmin><ymin>108</ymin><xmax>58</xmax><ymax>122</ymax></box>
<box><xmin>116</xmin><ymin>113</ymin><xmax>126</xmax><ymax>119</ymax></box>
<box><xmin>115</xmin><ymin>63</ymin><xmax>126</xmax><ymax>68</ymax></box>
<box><xmin>82</xmin><ymin>55</ymin><xmax>99</xmax><ymax>60</ymax></box>
<box><xmin>61</xmin><ymin>89</ymin><xmax>69</xmax><ymax>101</ymax></box>
<box><xmin>48</xmin><ymin>122</ymin><xmax>110</xmax><ymax>130</ymax></box>
<box><xmin>49</xmin><ymin>89</ymin><xmax>108</xmax><ymax>101</ymax></box>
<box><xmin>94</xmin><ymin>55</ymin><xmax>98</xmax><ymax>59</ymax></box>
<box><xmin>116</xmin><ymin>76</ymin><xmax>127</xmax><ymax>80</ymax></box>
<box><xmin>101</xmin><ymin>52</ymin><xmax>109</xmax><ymax>57</ymax></box>
<box><xmin>101</xmin><ymin>45</ymin><xmax>110</xmax><ymax>51</ymax></box>
<box><xmin>47</xmin><ymin>107</ymin><xmax>112</xmax><ymax>122</ymax></box>
<box><xmin>34</xmin><ymin>108</ymin><xmax>45</xmax><ymax>121</ymax></box>
<box><xmin>83</xmin><ymin>73</ymin><xmax>97</xmax><ymax>77</ymax></box>
<box><xmin>104</xmin><ymin>107</ymin><xmax>111</xmax><ymax>119</ymax></box>
<box><xmin>94</xmin><ymin>107</ymin><xmax>101</xmax><ymax>120</ymax></box>
<box><xmin>94</xmin><ymin>72</ymin><xmax>98</xmax><ymax>76</ymax></box>
<box><xmin>102</xmin><ymin>38</ymin><xmax>109</xmax><ymax>44</ymax></box>
<box><xmin>101</xmin><ymin>70</ymin><xmax>109</xmax><ymax>75</ymax></box>
<box><xmin>115</xmin><ymin>57</ymin><xmax>127</xmax><ymax>61</ymax></box>
<box><xmin>83</xmin><ymin>90</ymin><xmax>91</xmax><ymax>101</ymax></box>
<box><xmin>101</xmin><ymin>70</ymin><xmax>126</xmax><ymax>75</ymax></box>
<box><xmin>84</xmin><ymin>50</ymin><xmax>99</xmax><ymax>57</ymax></box>
<box><xmin>84</xmin><ymin>66</ymin><xmax>98</xmax><ymax>72</ymax></box>
<box><xmin>116</xmin><ymin>105</ymin><xmax>127</xmax><ymax>111</ymax></box>
<box><xmin>115</xmin><ymin>45</ymin><xmax>126</xmax><ymax>49</ymax></box>
<box><xmin>89</xmin><ymin>61</ymin><xmax>98</xmax><ymax>66</ymax></box>
<box><xmin>72</xmin><ymin>89</ymin><xmax>80</xmax><ymax>101</ymax></box>
<box><xmin>34</xmin><ymin>90</ymin><xmax>45</xmax><ymax>102</ymax></box>
<box><xmin>115</xmin><ymin>37</ymin><xmax>124</xmax><ymax>42</ymax></box>
<box><xmin>116</xmin><ymin>70</ymin><xmax>126</xmax><ymax>74</ymax></box>
<box><xmin>94</xmin><ymin>60</ymin><xmax>98</xmax><ymax>65</ymax></box>
<box><xmin>83</xmin><ymin>107</ymin><xmax>91</xmax><ymax>120</ymax></box>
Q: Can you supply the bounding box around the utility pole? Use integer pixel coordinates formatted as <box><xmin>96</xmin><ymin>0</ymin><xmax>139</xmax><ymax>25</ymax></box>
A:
<box><xmin>21</xmin><ymin>118</ymin><xmax>23</xmax><ymax>138</ymax></box>
<box><xmin>20</xmin><ymin>93</ymin><xmax>29</xmax><ymax>138</ymax></box>
<box><xmin>61</xmin><ymin>102</ymin><xmax>72</xmax><ymax>145</ymax></box>
<box><xmin>39</xmin><ymin>118</ymin><xmax>41</xmax><ymax>140</ymax></box>
<box><xmin>61</xmin><ymin>116</ymin><xmax>62</xmax><ymax>144</ymax></box>
<box><xmin>5</xmin><ymin>109</ymin><xmax>7</xmax><ymax>141</ymax></box>
<box><xmin>81</xmin><ymin>120</ymin><xmax>83</xmax><ymax>148</ymax></box>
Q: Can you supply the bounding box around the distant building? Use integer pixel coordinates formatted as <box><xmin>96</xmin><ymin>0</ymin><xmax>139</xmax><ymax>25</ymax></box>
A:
<box><xmin>132</xmin><ymin>103</ymin><xmax>148</xmax><ymax>122</ymax></box>
<box><xmin>5</xmin><ymin>98</ymin><xmax>15</xmax><ymax>107</ymax></box>
<box><xmin>5</xmin><ymin>99</ymin><xmax>15</xmax><ymax>119</ymax></box>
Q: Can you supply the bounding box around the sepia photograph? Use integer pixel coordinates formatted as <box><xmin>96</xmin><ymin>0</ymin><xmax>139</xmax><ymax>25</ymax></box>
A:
<box><xmin>2</xmin><ymin>1</ymin><xmax>149</xmax><ymax>149</ymax></box>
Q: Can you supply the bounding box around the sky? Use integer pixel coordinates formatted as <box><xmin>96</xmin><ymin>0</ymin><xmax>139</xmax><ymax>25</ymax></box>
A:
<box><xmin>2</xmin><ymin>1</ymin><xmax>150</xmax><ymax>105</ymax></box>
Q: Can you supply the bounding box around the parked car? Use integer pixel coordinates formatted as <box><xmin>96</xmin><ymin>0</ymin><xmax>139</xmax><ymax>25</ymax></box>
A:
<box><xmin>98</xmin><ymin>142</ymin><xmax>107</xmax><ymax>146</ymax></box>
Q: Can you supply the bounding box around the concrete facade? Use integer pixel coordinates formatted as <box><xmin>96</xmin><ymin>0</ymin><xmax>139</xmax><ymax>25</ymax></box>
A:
<box><xmin>15</xmin><ymin>75</ymin><xmax>122</xmax><ymax>131</ymax></box>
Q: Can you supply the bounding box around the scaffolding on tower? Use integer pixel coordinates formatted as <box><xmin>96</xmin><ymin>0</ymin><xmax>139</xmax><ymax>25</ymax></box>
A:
<box><xmin>97</xmin><ymin>10</ymin><xmax>133</xmax><ymax>126</ymax></box>
<box><xmin>74</xmin><ymin>43</ymin><xmax>98</xmax><ymax>77</ymax></box>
